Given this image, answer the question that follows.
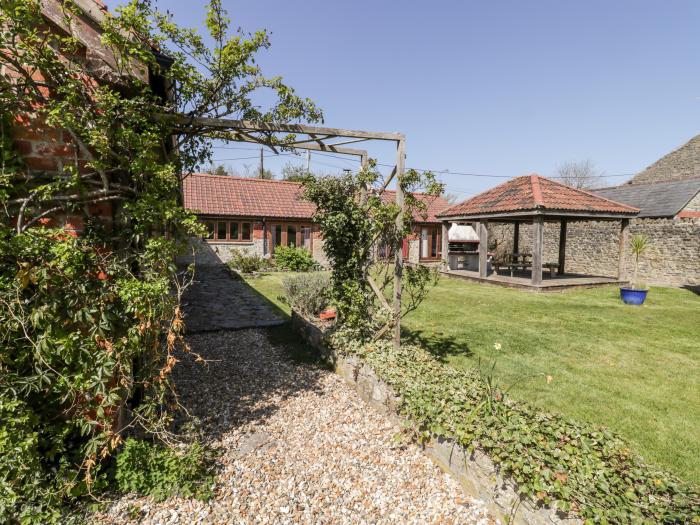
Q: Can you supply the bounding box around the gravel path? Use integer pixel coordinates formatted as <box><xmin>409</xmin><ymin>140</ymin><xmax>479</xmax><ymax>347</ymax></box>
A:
<box><xmin>94</xmin><ymin>329</ymin><xmax>493</xmax><ymax>524</ymax></box>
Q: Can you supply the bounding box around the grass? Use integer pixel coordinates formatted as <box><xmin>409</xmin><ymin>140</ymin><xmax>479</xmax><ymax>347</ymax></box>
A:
<box><xmin>243</xmin><ymin>272</ymin><xmax>700</xmax><ymax>485</ymax></box>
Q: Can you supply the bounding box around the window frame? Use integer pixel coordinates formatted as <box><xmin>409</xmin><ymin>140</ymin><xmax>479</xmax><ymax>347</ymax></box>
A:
<box><xmin>268</xmin><ymin>221</ymin><xmax>314</xmax><ymax>255</ymax></box>
<box><xmin>202</xmin><ymin>218</ymin><xmax>255</xmax><ymax>243</ymax></box>
<box><xmin>419</xmin><ymin>225</ymin><xmax>442</xmax><ymax>261</ymax></box>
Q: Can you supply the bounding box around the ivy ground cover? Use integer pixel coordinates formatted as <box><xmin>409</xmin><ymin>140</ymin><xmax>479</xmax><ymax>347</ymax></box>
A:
<box><xmin>244</xmin><ymin>272</ymin><xmax>700</xmax><ymax>485</ymax></box>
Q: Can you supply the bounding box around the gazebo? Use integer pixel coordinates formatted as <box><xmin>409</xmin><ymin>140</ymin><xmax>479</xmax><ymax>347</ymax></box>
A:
<box><xmin>436</xmin><ymin>175</ymin><xmax>640</xmax><ymax>289</ymax></box>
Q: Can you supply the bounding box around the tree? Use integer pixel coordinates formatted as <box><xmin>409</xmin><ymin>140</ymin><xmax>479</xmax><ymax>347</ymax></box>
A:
<box><xmin>556</xmin><ymin>159</ymin><xmax>604</xmax><ymax>189</ymax></box>
<box><xmin>281</xmin><ymin>162</ymin><xmax>310</xmax><ymax>182</ymax></box>
<box><xmin>0</xmin><ymin>0</ymin><xmax>320</xmax><ymax>518</ymax></box>
<box><xmin>207</xmin><ymin>164</ymin><xmax>230</xmax><ymax>176</ymax></box>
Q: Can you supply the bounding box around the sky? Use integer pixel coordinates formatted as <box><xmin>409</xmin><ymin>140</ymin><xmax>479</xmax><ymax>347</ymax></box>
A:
<box><xmin>106</xmin><ymin>0</ymin><xmax>700</xmax><ymax>199</ymax></box>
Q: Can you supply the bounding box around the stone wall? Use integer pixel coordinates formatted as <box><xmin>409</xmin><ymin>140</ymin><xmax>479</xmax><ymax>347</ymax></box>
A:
<box><xmin>489</xmin><ymin>218</ymin><xmax>700</xmax><ymax>286</ymax></box>
<box><xmin>290</xmin><ymin>312</ymin><xmax>574</xmax><ymax>525</ymax></box>
<box><xmin>685</xmin><ymin>192</ymin><xmax>700</xmax><ymax>213</ymax></box>
<box><xmin>629</xmin><ymin>134</ymin><xmax>700</xmax><ymax>185</ymax></box>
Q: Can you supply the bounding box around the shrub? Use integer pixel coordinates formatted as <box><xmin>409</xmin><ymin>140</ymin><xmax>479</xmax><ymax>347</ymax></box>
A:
<box><xmin>329</xmin><ymin>332</ymin><xmax>700</xmax><ymax>523</ymax></box>
<box><xmin>114</xmin><ymin>438</ymin><xmax>213</xmax><ymax>502</ymax></box>
<box><xmin>228</xmin><ymin>252</ymin><xmax>269</xmax><ymax>273</ymax></box>
<box><xmin>282</xmin><ymin>273</ymin><xmax>330</xmax><ymax>317</ymax></box>
<box><xmin>274</xmin><ymin>246</ymin><xmax>318</xmax><ymax>272</ymax></box>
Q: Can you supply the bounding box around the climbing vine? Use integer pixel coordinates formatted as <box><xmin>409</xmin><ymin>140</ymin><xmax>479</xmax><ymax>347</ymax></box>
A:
<box><xmin>302</xmin><ymin>161</ymin><xmax>443</xmax><ymax>339</ymax></box>
<box><xmin>0</xmin><ymin>0</ymin><xmax>321</xmax><ymax>521</ymax></box>
<box><xmin>330</xmin><ymin>337</ymin><xmax>700</xmax><ymax>524</ymax></box>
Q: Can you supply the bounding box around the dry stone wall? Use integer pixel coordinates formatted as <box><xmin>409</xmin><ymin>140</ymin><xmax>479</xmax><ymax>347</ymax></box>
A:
<box><xmin>489</xmin><ymin>218</ymin><xmax>700</xmax><ymax>286</ymax></box>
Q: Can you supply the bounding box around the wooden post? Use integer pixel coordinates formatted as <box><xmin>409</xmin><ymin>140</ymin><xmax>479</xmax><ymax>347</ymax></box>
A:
<box><xmin>441</xmin><ymin>221</ymin><xmax>449</xmax><ymax>269</ymax></box>
<box><xmin>478</xmin><ymin>220</ymin><xmax>489</xmax><ymax>278</ymax></box>
<box><xmin>259</xmin><ymin>147</ymin><xmax>264</xmax><ymax>178</ymax></box>
<box><xmin>532</xmin><ymin>216</ymin><xmax>544</xmax><ymax>285</ymax></box>
<box><xmin>618</xmin><ymin>218</ymin><xmax>629</xmax><ymax>280</ymax></box>
<box><xmin>393</xmin><ymin>139</ymin><xmax>406</xmax><ymax>350</ymax></box>
<box><xmin>558</xmin><ymin>219</ymin><xmax>567</xmax><ymax>276</ymax></box>
<box><xmin>513</xmin><ymin>222</ymin><xmax>520</xmax><ymax>254</ymax></box>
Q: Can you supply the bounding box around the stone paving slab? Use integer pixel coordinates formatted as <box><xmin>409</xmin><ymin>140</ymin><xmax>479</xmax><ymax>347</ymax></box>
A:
<box><xmin>181</xmin><ymin>264</ymin><xmax>284</xmax><ymax>333</ymax></box>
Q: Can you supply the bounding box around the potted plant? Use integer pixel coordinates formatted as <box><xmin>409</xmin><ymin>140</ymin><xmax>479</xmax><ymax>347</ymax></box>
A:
<box><xmin>620</xmin><ymin>234</ymin><xmax>650</xmax><ymax>305</ymax></box>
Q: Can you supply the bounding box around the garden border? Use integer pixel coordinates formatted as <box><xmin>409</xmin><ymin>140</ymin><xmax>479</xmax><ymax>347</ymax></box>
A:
<box><xmin>290</xmin><ymin>310</ymin><xmax>574</xmax><ymax>525</ymax></box>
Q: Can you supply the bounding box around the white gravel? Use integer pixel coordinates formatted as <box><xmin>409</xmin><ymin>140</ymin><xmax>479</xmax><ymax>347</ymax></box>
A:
<box><xmin>93</xmin><ymin>329</ymin><xmax>493</xmax><ymax>524</ymax></box>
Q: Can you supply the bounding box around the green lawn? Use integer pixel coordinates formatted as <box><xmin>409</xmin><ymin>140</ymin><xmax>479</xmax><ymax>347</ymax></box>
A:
<box><xmin>244</xmin><ymin>272</ymin><xmax>700</xmax><ymax>485</ymax></box>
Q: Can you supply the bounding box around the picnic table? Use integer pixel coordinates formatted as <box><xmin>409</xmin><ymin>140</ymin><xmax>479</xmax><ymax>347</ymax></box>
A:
<box><xmin>494</xmin><ymin>253</ymin><xmax>559</xmax><ymax>277</ymax></box>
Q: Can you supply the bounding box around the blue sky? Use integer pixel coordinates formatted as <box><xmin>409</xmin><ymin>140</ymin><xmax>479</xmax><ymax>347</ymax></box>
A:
<box><xmin>106</xmin><ymin>0</ymin><xmax>700</xmax><ymax>198</ymax></box>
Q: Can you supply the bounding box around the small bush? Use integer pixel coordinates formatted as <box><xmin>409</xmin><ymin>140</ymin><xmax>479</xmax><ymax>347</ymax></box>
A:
<box><xmin>274</xmin><ymin>246</ymin><xmax>318</xmax><ymax>272</ymax></box>
<box><xmin>282</xmin><ymin>273</ymin><xmax>330</xmax><ymax>317</ymax></box>
<box><xmin>114</xmin><ymin>438</ymin><xmax>213</xmax><ymax>502</ymax></box>
<box><xmin>227</xmin><ymin>252</ymin><xmax>269</xmax><ymax>273</ymax></box>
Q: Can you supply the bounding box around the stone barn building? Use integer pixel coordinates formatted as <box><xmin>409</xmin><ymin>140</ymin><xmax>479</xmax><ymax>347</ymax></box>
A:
<box><xmin>489</xmin><ymin>135</ymin><xmax>700</xmax><ymax>287</ymax></box>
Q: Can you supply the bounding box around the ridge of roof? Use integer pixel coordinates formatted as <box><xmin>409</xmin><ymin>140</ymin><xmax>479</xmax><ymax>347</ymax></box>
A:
<box><xmin>438</xmin><ymin>174</ymin><xmax>639</xmax><ymax>218</ymax></box>
<box><xmin>530</xmin><ymin>174</ymin><xmax>544</xmax><ymax>207</ymax></box>
<box><xmin>186</xmin><ymin>173</ymin><xmax>305</xmax><ymax>186</ymax></box>
<box><xmin>539</xmin><ymin>174</ymin><xmax>640</xmax><ymax>213</ymax></box>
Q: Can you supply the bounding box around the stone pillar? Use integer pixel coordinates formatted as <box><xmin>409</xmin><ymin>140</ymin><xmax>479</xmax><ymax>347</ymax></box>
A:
<box><xmin>532</xmin><ymin>216</ymin><xmax>544</xmax><ymax>285</ymax></box>
<box><xmin>618</xmin><ymin>218</ymin><xmax>629</xmax><ymax>280</ymax></box>
<box><xmin>478</xmin><ymin>220</ymin><xmax>489</xmax><ymax>278</ymax></box>
<box><xmin>558</xmin><ymin>219</ymin><xmax>567</xmax><ymax>276</ymax></box>
<box><xmin>513</xmin><ymin>222</ymin><xmax>520</xmax><ymax>254</ymax></box>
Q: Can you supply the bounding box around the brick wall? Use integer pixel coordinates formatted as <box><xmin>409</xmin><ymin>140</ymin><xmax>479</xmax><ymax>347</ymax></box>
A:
<box><xmin>490</xmin><ymin>218</ymin><xmax>700</xmax><ymax>286</ymax></box>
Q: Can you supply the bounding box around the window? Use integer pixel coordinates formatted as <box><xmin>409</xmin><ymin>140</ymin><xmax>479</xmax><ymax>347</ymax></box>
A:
<box><xmin>302</xmin><ymin>226</ymin><xmax>312</xmax><ymax>250</ymax></box>
<box><xmin>202</xmin><ymin>219</ymin><xmax>255</xmax><ymax>242</ymax></box>
<box><xmin>205</xmin><ymin>221</ymin><xmax>215</xmax><ymax>239</ymax></box>
<box><xmin>242</xmin><ymin>222</ymin><xmax>251</xmax><ymax>241</ymax></box>
<box><xmin>287</xmin><ymin>225</ymin><xmax>297</xmax><ymax>247</ymax></box>
<box><xmin>268</xmin><ymin>223</ymin><xmax>313</xmax><ymax>255</ymax></box>
<box><xmin>217</xmin><ymin>221</ymin><xmax>227</xmax><ymax>240</ymax></box>
<box><xmin>420</xmin><ymin>226</ymin><xmax>441</xmax><ymax>260</ymax></box>
<box><xmin>273</xmin><ymin>224</ymin><xmax>282</xmax><ymax>248</ymax></box>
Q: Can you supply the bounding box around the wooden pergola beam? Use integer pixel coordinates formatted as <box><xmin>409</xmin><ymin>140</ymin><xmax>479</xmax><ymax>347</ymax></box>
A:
<box><xmin>170</xmin><ymin>112</ymin><xmax>406</xmax><ymax>348</ymax></box>
<box><xmin>167</xmin><ymin>114</ymin><xmax>405</xmax><ymax>141</ymax></box>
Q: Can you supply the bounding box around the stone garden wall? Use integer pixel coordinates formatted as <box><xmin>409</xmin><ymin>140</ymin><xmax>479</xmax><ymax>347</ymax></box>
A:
<box><xmin>489</xmin><ymin>218</ymin><xmax>700</xmax><ymax>287</ymax></box>
<box><xmin>290</xmin><ymin>312</ymin><xmax>574</xmax><ymax>525</ymax></box>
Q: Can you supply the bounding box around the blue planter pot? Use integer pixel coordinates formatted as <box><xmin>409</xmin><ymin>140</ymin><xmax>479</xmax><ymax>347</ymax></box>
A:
<box><xmin>620</xmin><ymin>287</ymin><xmax>649</xmax><ymax>305</ymax></box>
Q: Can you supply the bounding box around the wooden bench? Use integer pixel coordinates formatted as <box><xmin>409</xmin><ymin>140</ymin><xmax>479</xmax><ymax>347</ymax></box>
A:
<box><xmin>494</xmin><ymin>254</ymin><xmax>559</xmax><ymax>278</ymax></box>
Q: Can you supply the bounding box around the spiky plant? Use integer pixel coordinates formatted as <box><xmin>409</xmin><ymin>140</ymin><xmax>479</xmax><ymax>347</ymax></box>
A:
<box><xmin>629</xmin><ymin>234</ymin><xmax>650</xmax><ymax>289</ymax></box>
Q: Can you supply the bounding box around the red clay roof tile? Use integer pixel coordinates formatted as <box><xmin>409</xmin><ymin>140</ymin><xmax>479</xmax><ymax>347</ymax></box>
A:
<box><xmin>183</xmin><ymin>173</ymin><xmax>451</xmax><ymax>223</ymax></box>
<box><xmin>438</xmin><ymin>174</ymin><xmax>639</xmax><ymax>218</ymax></box>
<box><xmin>182</xmin><ymin>174</ymin><xmax>316</xmax><ymax>219</ymax></box>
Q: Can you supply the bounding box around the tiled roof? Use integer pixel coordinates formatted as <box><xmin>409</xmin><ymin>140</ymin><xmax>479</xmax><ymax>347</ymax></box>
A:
<box><xmin>438</xmin><ymin>174</ymin><xmax>639</xmax><ymax>218</ymax></box>
<box><xmin>183</xmin><ymin>173</ymin><xmax>450</xmax><ymax>223</ymax></box>
<box><xmin>594</xmin><ymin>178</ymin><xmax>700</xmax><ymax>218</ymax></box>
<box><xmin>380</xmin><ymin>191</ymin><xmax>452</xmax><ymax>223</ymax></box>
<box><xmin>182</xmin><ymin>174</ymin><xmax>316</xmax><ymax>219</ymax></box>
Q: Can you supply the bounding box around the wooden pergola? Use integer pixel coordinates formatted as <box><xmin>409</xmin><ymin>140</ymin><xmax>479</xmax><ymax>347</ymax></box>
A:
<box><xmin>437</xmin><ymin>175</ymin><xmax>640</xmax><ymax>286</ymax></box>
<box><xmin>167</xmin><ymin>114</ymin><xmax>408</xmax><ymax>347</ymax></box>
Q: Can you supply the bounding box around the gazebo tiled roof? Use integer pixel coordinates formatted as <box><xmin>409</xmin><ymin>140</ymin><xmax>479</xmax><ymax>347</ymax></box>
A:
<box><xmin>438</xmin><ymin>174</ymin><xmax>639</xmax><ymax>219</ymax></box>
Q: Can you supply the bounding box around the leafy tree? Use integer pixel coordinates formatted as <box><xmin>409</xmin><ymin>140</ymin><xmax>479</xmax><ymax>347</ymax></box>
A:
<box><xmin>0</xmin><ymin>0</ymin><xmax>320</xmax><ymax>520</ymax></box>
<box><xmin>281</xmin><ymin>162</ymin><xmax>310</xmax><ymax>182</ymax></box>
